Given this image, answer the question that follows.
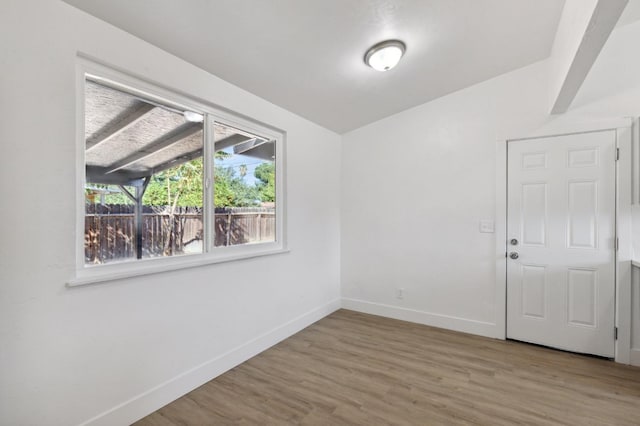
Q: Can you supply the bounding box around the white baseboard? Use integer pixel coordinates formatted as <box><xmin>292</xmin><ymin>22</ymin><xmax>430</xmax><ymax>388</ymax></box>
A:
<box><xmin>79</xmin><ymin>298</ymin><xmax>341</xmax><ymax>426</ymax></box>
<box><xmin>630</xmin><ymin>349</ymin><xmax>640</xmax><ymax>367</ymax></box>
<box><xmin>341</xmin><ymin>298</ymin><xmax>501</xmax><ymax>339</ymax></box>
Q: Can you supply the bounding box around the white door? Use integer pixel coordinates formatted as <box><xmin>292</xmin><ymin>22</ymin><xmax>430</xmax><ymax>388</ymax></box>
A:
<box><xmin>506</xmin><ymin>130</ymin><xmax>617</xmax><ymax>357</ymax></box>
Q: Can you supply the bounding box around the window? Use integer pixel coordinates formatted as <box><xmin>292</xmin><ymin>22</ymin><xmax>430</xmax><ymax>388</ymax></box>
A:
<box><xmin>84</xmin><ymin>80</ymin><xmax>205</xmax><ymax>264</ymax></box>
<box><xmin>73</xmin><ymin>63</ymin><xmax>285</xmax><ymax>284</ymax></box>
<box><xmin>212</xmin><ymin>124</ymin><xmax>276</xmax><ymax>247</ymax></box>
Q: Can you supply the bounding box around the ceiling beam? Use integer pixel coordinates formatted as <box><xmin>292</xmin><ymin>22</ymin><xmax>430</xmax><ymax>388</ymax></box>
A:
<box><xmin>550</xmin><ymin>0</ymin><xmax>628</xmax><ymax>114</ymax></box>
<box><xmin>86</xmin><ymin>102</ymin><xmax>155</xmax><ymax>152</ymax></box>
<box><xmin>87</xmin><ymin>132</ymin><xmax>257</xmax><ymax>186</ymax></box>
<box><xmin>239</xmin><ymin>141</ymin><xmax>275</xmax><ymax>161</ymax></box>
<box><xmin>232</xmin><ymin>138</ymin><xmax>275</xmax><ymax>161</ymax></box>
<box><xmin>214</xmin><ymin>133</ymin><xmax>251</xmax><ymax>152</ymax></box>
<box><xmin>232</xmin><ymin>138</ymin><xmax>261</xmax><ymax>155</ymax></box>
<box><xmin>149</xmin><ymin>148</ymin><xmax>203</xmax><ymax>176</ymax></box>
<box><xmin>146</xmin><ymin>133</ymin><xmax>255</xmax><ymax>174</ymax></box>
<box><xmin>105</xmin><ymin>122</ymin><xmax>202</xmax><ymax>174</ymax></box>
<box><xmin>85</xmin><ymin>166</ymin><xmax>149</xmax><ymax>186</ymax></box>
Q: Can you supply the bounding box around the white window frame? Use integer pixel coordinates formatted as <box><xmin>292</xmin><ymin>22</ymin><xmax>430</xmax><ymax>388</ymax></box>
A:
<box><xmin>68</xmin><ymin>59</ymin><xmax>287</xmax><ymax>287</ymax></box>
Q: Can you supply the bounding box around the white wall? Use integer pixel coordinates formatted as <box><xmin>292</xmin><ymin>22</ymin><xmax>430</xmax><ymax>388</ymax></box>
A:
<box><xmin>341</xmin><ymin>19</ymin><xmax>640</xmax><ymax>340</ymax></box>
<box><xmin>341</xmin><ymin>61</ymin><xmax>550</xmax><ymax>338</ymax></box>
<box><xmin>4</xmin><ymin>1</ymin><xmax>640</xmax><ymax>424</ymax></box>
<box><xmin>0</xmin><ymin>1</ymin><xmax>341</xmax><ymax>425</ymax></box>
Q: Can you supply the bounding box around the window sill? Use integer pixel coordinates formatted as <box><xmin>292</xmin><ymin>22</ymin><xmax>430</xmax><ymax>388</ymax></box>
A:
<box><xmin>67</xmin><ymin>247</ymin><xmax>290</xmax><ymax>287</ymax></box>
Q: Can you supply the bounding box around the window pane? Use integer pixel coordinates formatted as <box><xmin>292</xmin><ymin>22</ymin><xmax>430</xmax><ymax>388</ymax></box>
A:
<box><xmin>213</xmin><ymin>123</ymin><xmax>276</xmax><ymax>247</ymax></box>
<box><xmin>84</xmin><ymin>79</ymin><xmax>204</xmax><ymax>265</ymax></box>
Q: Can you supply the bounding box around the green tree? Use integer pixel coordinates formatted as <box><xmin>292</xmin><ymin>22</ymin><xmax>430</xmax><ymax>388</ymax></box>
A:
<box><xmin>89</xmin><ymin>153</ymin><xmax>263</xmax><ymax>209</ymax></box>
<box><xmin>254</xmin><ymin>162</ymin><xmax>275</xmax><ymax>203</ymax></box>
<box><xmin>214</xmin><ymin>166</ymin><xmax>259</xmax><ymax>207</ymax></box>
<box><xmin>142</xmin><ymin>158</ymin><xmax>203</xmax><ymax>207</ymax></box>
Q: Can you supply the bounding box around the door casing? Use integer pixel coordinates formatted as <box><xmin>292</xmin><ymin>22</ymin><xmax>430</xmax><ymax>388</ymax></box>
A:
<box><xmin>495</xmin><ymin>122</ymin><xmax>632</xmax><ymax>364</ymax></box>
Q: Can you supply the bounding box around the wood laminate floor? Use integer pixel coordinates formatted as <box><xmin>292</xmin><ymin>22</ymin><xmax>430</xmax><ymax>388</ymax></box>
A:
<box><xmin>135</xmin><ymin>310</ymin><xmax>640</xmax><ymax>425</ymax></box>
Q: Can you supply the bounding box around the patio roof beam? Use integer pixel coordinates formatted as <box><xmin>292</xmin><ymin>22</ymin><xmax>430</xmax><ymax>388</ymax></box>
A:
<box><xmin>105</xmin><ymin>122</ymin><xmax>202</xmax><ymax>175</ymax></box>
<box><xmin>237</xmin><ymin>140</ymin><xmax>275</xmax><ymax>161</ymax></box>
<box><xmin>87</xmin><ymin>132</ymin><xmax>262</xmax><ymax>186</ymax></box>
<box><xmin>116</xmin><ymin>133</ymin><xmax>253</xmax><ymax>177</ymax></box>
<box><xmin>86</xmin><ymin>166</ymin><xmax>150</xmax><ymax>186</ymax></box>
<box><xmin>86</xmin><ymin>102</ymin><xmax>155</xmax><ymax>152</ymax></box>
<box><xmin>214</xmin><ymin>133</ymin><xmax>251</xmax><ymax>152</ymax></box>
<box><xmin>149</xmin><ymin>148</ymin><xmax>204</xmax><ymax>176</ymax></box>
<box><xmin>118</xmin><ymin>177</ymin><xmax>151</xmax><ymax>259</ymax></box>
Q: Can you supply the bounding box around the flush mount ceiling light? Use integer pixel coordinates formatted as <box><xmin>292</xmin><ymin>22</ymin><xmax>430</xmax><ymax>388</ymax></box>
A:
<box><xmin>364</xmin><ymin>40</ymin><xmax>406</xmax><ymax>72</ymax></box>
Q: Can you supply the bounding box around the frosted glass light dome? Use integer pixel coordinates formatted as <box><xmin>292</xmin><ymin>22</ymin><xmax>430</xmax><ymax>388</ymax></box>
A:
<box><xmin>364</xmin><ymin>40</ymin><xmax>406</xmax><ymax>72</ymax></box>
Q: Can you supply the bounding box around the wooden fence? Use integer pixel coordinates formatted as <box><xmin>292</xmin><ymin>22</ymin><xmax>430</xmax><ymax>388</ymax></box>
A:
<box><xmin>85</xmin><ymin>205</ymin><xmax>275</xmax><ymax>264</ymax></box>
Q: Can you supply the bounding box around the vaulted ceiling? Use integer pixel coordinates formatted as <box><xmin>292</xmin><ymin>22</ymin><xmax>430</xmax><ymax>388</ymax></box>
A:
<box><xmin>63</xmin><ymin>0</ymin><xmax>566</xmax><ymax>133</ymax></box>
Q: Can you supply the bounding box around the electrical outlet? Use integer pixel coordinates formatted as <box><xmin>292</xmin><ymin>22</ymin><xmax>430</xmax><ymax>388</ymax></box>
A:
<box><xmin>396</xmin><ymin>288</ymin><xmax>404</xmax><ymax>299</ymax></box>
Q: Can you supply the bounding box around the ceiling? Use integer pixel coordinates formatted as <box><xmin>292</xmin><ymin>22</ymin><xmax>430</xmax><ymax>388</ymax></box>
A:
<box><xmin>617</xmin><ymin>0</ymin><xmax>640</xmax><ymax>27</ymax></box>
<box><xmin>64</xmin><ymin>0</ymin><xmax>566</xmax><ymax>134</ymax></box>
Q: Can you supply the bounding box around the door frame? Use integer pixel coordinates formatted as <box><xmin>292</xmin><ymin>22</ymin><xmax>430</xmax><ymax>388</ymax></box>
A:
<box><xmin>495</xmin><ymin>122</ymin><xmax>632</xmax><ymax>363</ymax></box>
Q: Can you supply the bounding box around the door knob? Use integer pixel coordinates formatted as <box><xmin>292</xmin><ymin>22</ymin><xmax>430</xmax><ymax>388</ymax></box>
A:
<box><xmin>509</xmin><ymin>252</ymin><xmax>519</xmax><ymax>259</ymax></box>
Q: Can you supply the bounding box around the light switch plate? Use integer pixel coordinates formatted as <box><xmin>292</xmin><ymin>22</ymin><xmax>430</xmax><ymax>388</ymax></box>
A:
<box><xmin>479</xmin><ymin>219</ymin><xmax>495</xmax><ymax>233</ymax></box>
